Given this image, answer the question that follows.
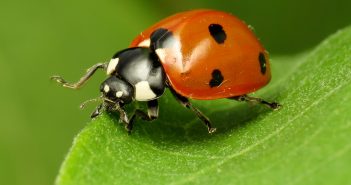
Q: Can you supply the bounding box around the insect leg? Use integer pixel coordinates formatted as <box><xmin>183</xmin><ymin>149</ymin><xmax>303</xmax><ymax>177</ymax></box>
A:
<box><xmin>90</xmin><ymin>103</ymin><xmax>104</xmax><ymax>118</ymax></box>
<box><xmin>127</xmin><ymin>99</ymin><xmax>159</xmax><ymax>132</ymax></box>
<box><xmin>169</xmin><ymin>87</ymin><xmax>216</xmax><ymax>134</ymax></box>
<box><xmin>51</xmin><ymin>63</ymin><xmax>107</xmax><ymax>89</ymax></box>
<box><xmin>230</xmin><ymin>94</ymin><xmax>281</xmax><ymax>110</ymax></box>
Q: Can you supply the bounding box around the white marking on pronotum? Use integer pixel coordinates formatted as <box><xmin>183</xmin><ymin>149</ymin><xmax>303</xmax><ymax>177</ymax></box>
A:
<box><xmin>155</xmin><ymin>36</ymin><xmax>183</xmax><ymax>71</ymax></box>
<box><xmin>116</xmin><ymin>91</ymin><xmax>123</xmax><ymax>98</ymax></box>
<box><xmin>138</xmin><ymin>39</ymin><xmax>151</xmax><ymax>47</ymax></box>
<box><xmin>155</xmin><ymin>48</ymin><xmax>167</xmax><ymax>63</ymax></box>
<box><xmin>106</xmin><ymin>58</ymin><xmax>119</xmax><ymax>75</ymax></box>
<box><xmin>134</xmin><ymin>81</ymin><xmax>157</xmax><ymax>101</ymax></box>
<box><xmin>103</xmin><ymin>85</ymin><xmax>110</xmax><ymax>93</ymax></box>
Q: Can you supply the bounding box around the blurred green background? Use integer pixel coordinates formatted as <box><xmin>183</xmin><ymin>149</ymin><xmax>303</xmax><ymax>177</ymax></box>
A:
<box><xmin>0</xmin><ymin>0</ymin><xmax>350</xmax><ymax>185</ymax></box>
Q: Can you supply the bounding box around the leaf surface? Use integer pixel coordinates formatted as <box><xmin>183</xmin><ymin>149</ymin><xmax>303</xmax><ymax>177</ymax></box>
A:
<box><xmin>56</xmin><ymin>26</ymin><xmax>351</xmax><ymax>185</ymax></box>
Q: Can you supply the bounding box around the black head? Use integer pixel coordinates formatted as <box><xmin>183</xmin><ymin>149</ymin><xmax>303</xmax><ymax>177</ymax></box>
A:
<box><xmin>100</xmin><ymin>76</ymin><xmax>134</xmax><ymax>104</ymax></box>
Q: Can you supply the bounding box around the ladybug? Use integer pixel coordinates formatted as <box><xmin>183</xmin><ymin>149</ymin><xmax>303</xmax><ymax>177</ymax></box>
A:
<box><xmin>52</xmin><ymin>9</ymin><xmax>280</xmax><ymax>133</ymax></box>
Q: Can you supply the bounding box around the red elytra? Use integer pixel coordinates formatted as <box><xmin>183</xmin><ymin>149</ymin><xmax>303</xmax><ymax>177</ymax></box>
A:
<box><xmin>51</xmin><ymin>9</ymin><xmax>280</xmax><ymax>133</ymax></box>
<box><xmin>130</xmin><ymin>9</ymin><xmax>271</xmax><ymax>100</ymax></box>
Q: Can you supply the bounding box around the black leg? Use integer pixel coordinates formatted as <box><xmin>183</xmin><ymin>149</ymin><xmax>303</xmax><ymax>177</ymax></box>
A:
<box><xmin>108</xmin><ymin>102</ymin><xmax>134</xmax><ymax>134</ymax></box>
<box><xmin>90</xmin><ymin>103</ymin><xmax>104</xmax><ymax>118</ymax></box>
<box><xmin>168</xmin><ymin>87</ymin><xmax>216</xmax><ymax>134</ymax></box>
<box><xmin>127</xmin><ymin>99</ymin><xmax>159</xmax><ymax>132</ymax></box>
<box><xmin>147</xmin><ymin>99</ymin><xmax>159</xmax><ymax>119</ymax></box>
<box><xmin>113</xmin><ymin>103</ymin><xmax>130</xmax><ymax>125</ymax></box>
<box><xmin>51</xmin><ymin>63</ymin><xmax>107</xmax><ymax>89</ymax></box>
<box><xmin>230</xmin><ymin>94</ymin><xmax>281</xmax><ymax>110</ymax></box>
<box><xmin>90</xmin><ymin>100</ymin><xmax>159</xmax><ymax>133</ymax></box>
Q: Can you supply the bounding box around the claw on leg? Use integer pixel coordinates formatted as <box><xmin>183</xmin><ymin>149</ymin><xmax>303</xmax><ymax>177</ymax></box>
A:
<box><xmin>230</xmin><ymin>95</ymin><xmax>281</xmax><ymax>110</ymax></box>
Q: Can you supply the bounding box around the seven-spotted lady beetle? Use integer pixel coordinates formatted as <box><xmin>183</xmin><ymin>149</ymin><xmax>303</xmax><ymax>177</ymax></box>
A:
<box><xmin>52</xmin><ymin>9</ymin><xmax>281</xmax><ymax>133</ymax></box>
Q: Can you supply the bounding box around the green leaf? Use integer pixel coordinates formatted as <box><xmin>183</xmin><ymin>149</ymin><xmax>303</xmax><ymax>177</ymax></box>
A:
<box><xmin>56</xmin><ymin>26</ymin><xmax>351</xmax><ymax>185</ymax></box>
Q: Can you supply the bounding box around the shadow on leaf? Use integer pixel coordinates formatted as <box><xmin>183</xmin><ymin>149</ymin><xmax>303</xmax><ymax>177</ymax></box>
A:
<box><xmin>106</xmin><ymin>89</ymin><xmax>282</xmax><ymax>145</ymax></box>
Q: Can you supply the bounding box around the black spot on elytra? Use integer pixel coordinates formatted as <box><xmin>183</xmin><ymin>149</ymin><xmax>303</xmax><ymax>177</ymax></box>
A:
<box><xmin>150</xmin><ymin>28</ymin><xmax>174</xmax><ymax>50</ymax></box>
<box><xmin>208</xmin><ymin>24</ymin><xmax>227</xmax><ymax>44</ymax></box>
<box><xmin>209</xmin><ymin>69</ymin><xmax>224</xmax><ymax>88</ymax></box>
<box><xmin>258</xmin><ymin>52</ymin><xmax>267</xmax><ymax>75</ymax></box>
